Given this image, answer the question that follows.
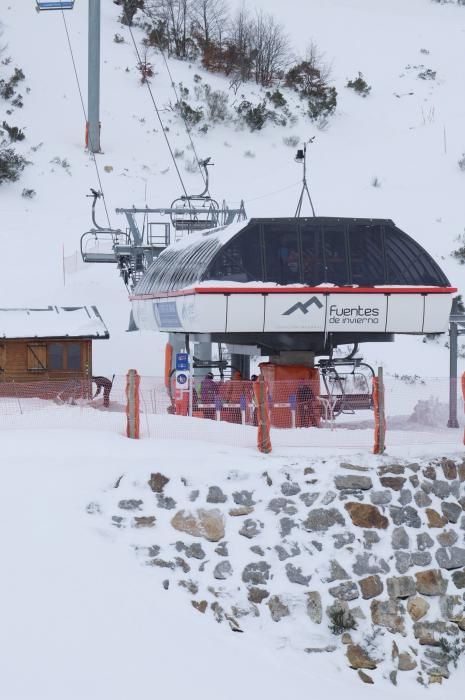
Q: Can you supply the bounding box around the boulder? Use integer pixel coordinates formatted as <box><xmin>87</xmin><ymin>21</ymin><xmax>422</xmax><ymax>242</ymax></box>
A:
<box><xmin>417</xmin><ymin>532</ymin><xmax>434</xmax><ymax>551</ymax></box>
<box><xmin>435</xmin><ymin>547</ymin><xmax>465</xmax><ymax>571</ymax></box>
<box><xmin>247</xmin><ymin>587</ymin><xmax>270</xmax><ymax>604</ymax></box>
<box><xmin>407</xmin><ymin>596</ymin><xmax>430</xmax><ymax>621</ymax></box>
<box><xmin>133</xmin><ymin>516</ymin><xmax>156</xmax><ymax>528</ymax></box>
<box><xmin>329</xmin><ymin>582</ymin><xmax>359</xmax><ymax>601</ymax></box>
<box><xmin>392</xmin><ymin>527</ymin><xmax>409</xmax><ymax>550</ymax></box>
<box><xmin>387</xmin><ymin>575</ymin><xmax>416</xmax><ymax>599</ymax></box>
<box><xmin>306</xmin><ymin>591</ymin><xmax>322</xmax><ymax>624</ymax></box>
<box><xmin>267</xmin><ymin>595</ymin><xmax>290</xmax><ymax>622</ymax></box>
<box><xmin>415</xmin><ymin>569</ymin><xmax>448</xmax><ymax>596</ymax></box>
<box><xmin>229</xmin><ymin>506</ymin><xmax>254</xmax><ymax>517</ymax></box>
<box><xmin>267</xmin><ymin>497</ymin><xmax>297</xmax><ymax>515</ymax></box>
<box><xmin>423</xmin><ymin>466</ymin><xmax>437</xmax><ymax>480</ymax></box>
<box><xmin>239</xmin><ymin>518</ymin><xmax>262</xmax><ymax>539</ymax></box>
<box><xmin>232</xmin><ymin>490</ymin><xmax>255</xmax><ymax>506</ymax></box>
<box><xmin>156</xmin><ymin>494</ymin><xmax>176</xmax><ymax>510</ymax></box>
<box><xmin>148</xmin><ymin>472</ymin><xmax>169</xmax><ymax>493</ymax></box>
<box><xmin>414</xmin><ymin>491</ymin><xmax>432</xmax><ymax>508</ymax></box>
<box><xmin>334</xmin><ymin>475</ymin><xmax>373</xmax><ymax>490</ymax></box>
<box><xmin>359</xmin><ymin>575</ymin><xmax>384</xmax><ymax>600</ymax></box>
<box><xmin>398</xmin><ymin>652</ymin><xmax>417</xmax><ymax>671</ymax></box>
<box><xmin>281</xmin><ymin>481</ymin><xmax>301</xmax><ymax>496</ymax></box>
<box><xmin>353</xmin><ymin>552</ymin><xmax>390</xmax><ymax>576</ymax></box>
<box><xmin>242</xmin><ymin>561</ymin><xmax>271</xmax><ymax>585</ymax></box>
<box><xmin>451</xmin><ymin>569</ymin><xmax>465</xmax><ymax>589</ymax></box>
<box><xmin>213</xmin><ymin>561</ymin><xmax>233</xmax><ymax>580</ymax></box>
<box><xmin>380</xmin><ymin>476</ymin><xmax>406</xmax><ymax>491</ymax></box>
<box><xmin>370</xmin><ymin>490</ymin><xmax>392</xmax><ymax>505</ymax></box>
<box><xmin>118</xmin><ymin>499</ymin><xmax>143</xmax><ymax>510</ymax></box>
<box><xmin>389</xmin><ymin>505</ymin><xmax>421</xmax><ymax>528</ymax></box>
<box><xmin>206</xmin><ymin>486</ymin><xmax>227</xmax><ymax>503</ymax></box>
<box><xmin>171</xmin><ymin>509</ymin><xmax>225</xmax><ymax>542</ymax></box>
<box><xmin>371</xmin><ymin>599</ymin><xmax>405</xmax><ymax>633</ymax></box>
<box><xmin>345</xmin><ymin>502</ymin><xmax>388</xmax><ymax>529</ymax></box>
<box><xmin>425</xmin><ymin>508</ymin><xmax>448</xmax><ymax>528</ymax></box>
<box><xmin>358</xmin><ymin>671</ymin><xmax>374</xmax><ymax>684</ymax></box>
<box><xmin>441</xmin><ymin>501</ymin><xmax>462</xmax><ymax>524</ymax></box>
<box><xmin>346</xmin><ymin>644</ymin><xmax>378</xmax><ymax>670</ymax></box>
<box><xmin>285</xmin><ymin>563</ymin><xmax>311</xmax><ymax>586</ymax></box>
<box><xmin>303</xmin><ymin>508</ymin><xmax>345</xmax><ymax>531</ymax></box>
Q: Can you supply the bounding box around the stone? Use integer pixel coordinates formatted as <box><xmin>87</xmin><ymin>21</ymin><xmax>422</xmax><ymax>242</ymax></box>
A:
<box><xmin>178</xmin><ymin>579</ymin><xmax>198</xmax><ymax>594</ymax></box>
<box><xmin>371</xmin><ymin>599</ymin><xmax>405</xmax><ymax>634</ymax></box>
<box><xmin>133</xmin><ymin>516</ymin><xmax>156</xmax><ymax>528</ymax></box>
<box><xmin>305</xmin><ymin>646</ymin><xmax>337</xmax><ymax>654</ymax></box>
<box><xmin>206</xmin><ymin>486</ymin><xmax>227</xmax><ymax>503</ymax></box>
<box><xmin>340</xmin><ymin>462</ymin><xmax>369</xmax><ymax>472</ymax></box>
<box><xmin>451</xmin><ymin>569</ymin><xmax>465</xmax><ymax>589</ymax></box>
<box><xmin>162</xmin><ymin>579</ymin><xmax>169</xmax><ymax>590</ymax></box>
<box><xmin>392</xmin><ymin>526</ymin><xmax>410</xmax><ymax>550</ymax></box>
<box><xmin>363</xmin><ymin>531</ymin><xmax>380</xmax><ymax>550</ymax></box>
<box><xmin>398</xmin><ymin>652</ymin><xmax>417</xmax><ymax>671</ymax></box>
<box><xmin>148</xmin><ymin>472</ymin><xmax>169</xmax><ymax>493</ymax></box>
<box><xmin>321</xmin><ymin>491</ymin><xmax>337</xmax><ymax>505</ymax></box>
<box><xmin>248</xmin><ymin>587</ymin><xmax>270</xmax><ymax>604</ymax></box>
<box><xmin>285</xmin><ymin>563</ymin><xmax>311</xmax><ymax>586</ymax></box>
<box><xmin>274</xmin><ymin>543</ymin><xmax>300</xmax><ymax>561</ymax></box>
<box><xmin>441</xmin><ymin>501</ymin><xmax>462</xmax><ymax>524</ymax></box>
<box><xmin>423</xmin><ymin>466</ymin><xmax>437</xmax><ymax>480</ymax></box>
<box><xmin>399</xmin><ymin>489</ymin><xmax>412</xmax><ymax>505</ymax></box>
<box><xmin>175</xmin><ymin>556</ymin><xmax>190</xmax><ymax>573</ymax></box>
<box><xmin>251</xmin><ymin>545</ymin><xmax>265</xmax><ymax>556</ymax></box>
<box><xmin>213</xmin><ymin>560</ymin><xmax>233</xmax><ymax>580</ymax></box>
<box><xmin>189</xmin><ymin>490</ymin><xmax>199</xmax><ymax>502</ymax></box>
<box><xmin>411</xmin><ymin>551</ymin><xmax>432</xmax><ymax>567</ymax></box>
<box><xmin>214</xmin><ymin>541</ymin><xmax>228</xmax><ymax>557</ymax></box>
<box><xmin>435</xmin><ymin>547</ymin><xmax>465</xmax><ymax>570</ymax></box>
<box><xmin>111</xmin><ymin>516</ymin><xmax>124</xmax><ymax>528</ymax></box>
<box><xmin>118</xmin><ymin>499</ymin><xmax>143</xmax><ymax>510</ymax></box>
<box><xmin>329</xmin><ymin>582</ymin><xmax>359</xmax><ymax>601</ymax></box>
<box><xmin>359</xmin><ymin>575</ymin><xmax>384</xmax><ymax>600</ymax></box>
<box><xmin>389</xmin><ymin>671</ymin><xmax>398</xmax><ymax>686</ymax></box>
<box><xmin>389</xmin><ymin>505</ymin><xmax>421</xmax><ymax>528</ymax></box>
<box><xmin>461</xmin><ymin>515</ymin><xmax>465</xmax><ymax>530</ymax></box>
<box><xmin>171</xmin><ymin>509</ymin><xmax>224</xmax><ymax>542</ymax></box>
<box><xmin>410</xmin><ymin>475</ymin><xmax>420</xmax><ymax>488</ymax></box>
<box><xmin>379</xmin><ymin>465</ymin><xmax>405</xmax><ymax>476</ymax></box>
<box><xmin>333</xmin><ymin>532</ymin><xmax>355</xmax><ymax>549</ymax></box>
<box><xmin>306</xmin><ymin>591</ymin><xmax>322</xmax><ymax>623</ymax></box>
<box><xmin>325</xmin><ymin>559</ymin><xmax>350</xmax><ymax>582</ymax></box>
<box><xmin>229</xmin><ymin>506</ymin><xmax>254</xmax><ymax>517</ymax></box>
<box><xmin>268</xmin><ymin>595</ymin><xmax>290</xmax><ymax>622</ymax></box>
<box><xmin>148</xmin><ymin>545</ymin><xmax>161</xmax><ymax>557</ymax></box>
<box><xmin>415</xmin><ymin>569</ymin><xmax>448</xmax><ymax>596</ymax></box>
<box><xmin>458</xmin><ymin>462</ymin><xmax>465</xmax><ymax>482</ymax></box>
<box><xmin>267</xmin><ymin>497</ymin><xmax>297</xmax><ymax>515</ymax></box>
<box><xmin>439</xmin><ymin>594</ymin><xmax>464</xmax><ymax>622</ymax></box>
<box><xmin>345</xmin><ymin>502</ymin><xmax>388</xmax><ymax>529</ymax></box>
<box><xmin>437</xmin><ymin>530</ymin><xmax>458</xmax><ymax>547</ymax></box>
<box><xmin>417</xmin><ymin>533</ymin><xmax>434</xmax><ymax>551</ymax></box>
<box><xmin>415</xmin><ymin>493</ymin><xmax>431</xmax><ymax>513</ymax></box>
<box><xmin>407</xmin><ymin>596</ymin><xmax>430</xmax><ymax>621</ymax></box>
<box><xmin>281</xmin><ymin>481</ymin><xmax>301</xmax><ymax>496</ymax></box>
<box><xmin>395</xmin><ymin>551</ymin><xmax>411</xmax><ymax>574</ymax></box>
<box><xmin>156</xmin><ymin>494</ymin><xmax>176</xmax><ymax>510</ymax></box>
<box><xmin>425</xmin><ymin>509</ymin><xmax>448</xmax><ymax>528</ymax></box>
<box><xmin>346</xmin><ymin>644</ymin><xmax>378</xmax><ymax>670</ymax></box>
<box><xmin>358</xmin><ymin>670</ymin><xmax>374</xmax><ymax>684</ymax></box>
<box><xmin>459</xmin><ymin>496</ymin><xmax>465</xmax><ymax>511</ymax></box>
<box><xmin>413</xmin><ymin>620</ymin><xmax>457</xmax><ymax>645</ymax></box>
<box><xmin>370</xmin><ymin>490</ymin><xmax>392</xmax><ymax>505</ymax></box>
<box><xmin>380</xmin><ymin>476</ymin><xmax>406</xmax><ymax>491</ymax></box>
<box><xmin>232</xmin><ymin>490</ymin><xmax>255</xmax><ymax>506</ymax></box>
<box><xmin>242</xmin><ymin>561</ymin><xmax>271</xmax><ymax>585</ymax></box>
<box><xmin>280</xmin><ymin>517</ymin><xmax>298</xmax><ymax>537</ymax></box>
<box><xmin>148</xmin><ymin>558</ymin><xmax>175</xmax><ymax>570</ymax></box>
<box><xmin>303</xmin><ymin>508</ymin><xmax>345</xmax><ymax>531</ymax></box>
<box><xmin>353</xmin><ymin>553</ymin><xmax>390</xmax><ymax>576</ymax></box>
<box><xmin>191</xmin><ymin>600</ymin><xmax>208</xmax><ymax>613</ymax></box>
<box><xmin>334</xmin><ymin>475</ymin><xmax>373</xmax><ymax>490</ymax></box>
<box><xmin>299</xmin><ymin>492</ymin><xmax>319</xmax><ymax>508</ymax></box>
<box><xmin>421</xmin><ymin>481</ymin><xmax>433</xmax><ymax>495</ymax></box>
<box><xmin>387</xmin><ymin>575</ymin><xmax>416</xmax><ymax>599</ymax></box>
<box><xmin>441</xmin><ymin>460</ymin><xmax>457</xmax><ymax>480</ymax></box>
<box><xmin>341</xmin><ymin>633</ymin><xmax>353</xmax><ymax>645</ymax></box>
<box><xmin>239</xmin><ymin>518</ymin><xmax>262</xmax><ymax>539</ymax></box>
<box><xmin>432</xmin><ymin>480</ymin><xmax>451</xmax><ymax>499</ymax></box>
<box><xmin>312</xmin><ymin>540</ymin><xmax>323</xmax><ymax>552</ymax></box>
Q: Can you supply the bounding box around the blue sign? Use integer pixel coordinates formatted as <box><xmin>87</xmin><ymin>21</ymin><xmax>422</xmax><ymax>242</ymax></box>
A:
<box><xmin>176</xmin><ymin>372</ymin><xmax>188</xmax><ymax>386</ymax></box>
<box><xmin>176</xmin><ymin>353</ymin><xmax>189</xmax><ymax>371</ymax></box>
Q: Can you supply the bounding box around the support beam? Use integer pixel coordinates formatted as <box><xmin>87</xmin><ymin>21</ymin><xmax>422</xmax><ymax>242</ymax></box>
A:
<box><xmin>87</xmin><ymin>0</ymin><xmax>101</xmax><ymax>153</ymax></box>
<box><xmin>448</xmin><ymin>321</ymin><xmax>459</xmax><ymax>428</ymax></box>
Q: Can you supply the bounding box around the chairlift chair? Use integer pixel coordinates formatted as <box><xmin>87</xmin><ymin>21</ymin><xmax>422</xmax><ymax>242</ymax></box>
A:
<box><xmin>36</xmin><ymin>1</ymin><xmax>75</xmax><ymax>10</ymax></box>
<box><xmin>170</xmin><ymin>157</ymin><xmax>220</xmax><ymax>233</ymax></box>
<box><xmin>318</xmin><ymin>358</ymin><xmax>375</xmax><ymax>418</ymax></box>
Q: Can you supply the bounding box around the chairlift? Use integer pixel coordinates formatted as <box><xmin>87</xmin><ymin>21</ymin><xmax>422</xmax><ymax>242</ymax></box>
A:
<box><xmin>171</xmin><ymin>157</ymin><xmax>220</xmax><ymax>232</ymax></box>
<box><xmin>36</xmin><ymin>1</ymin><xmax>75</xmax><ymax>11</ymax></box>
<box><xmin>317</xmin><ymin>357</ymin><xmax>375</xmax><ymax>418</ymax></box>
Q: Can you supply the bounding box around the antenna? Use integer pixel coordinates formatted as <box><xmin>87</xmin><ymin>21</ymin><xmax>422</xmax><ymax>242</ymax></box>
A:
<box><xmin>294</xmin><ymin>138</ymin><xmax>316</xmax><ymax>218</ymax></box>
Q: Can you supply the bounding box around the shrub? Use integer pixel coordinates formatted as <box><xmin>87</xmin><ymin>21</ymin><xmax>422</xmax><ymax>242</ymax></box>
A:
<box><xmin>283</xmin><ymin>135</ymin><xmax>300</xmax><ymax>147</ymax></box>
<box><xmin>116</xmin><ymin>0</ymin><xmax>144</xmax><ymax>26</ymax></box>
<box><xmin>113</xmin><ymin>33</ymin><xmax>125</xmax><ymax>44</ymax></box>
<box><xmin>0</xmin><ymin>139</ymin><xmax>29</xmax><ymax>184</ymax></box>
<box><xmin>21</xmin><ymin>188</ymin><xmax>36</xmax><ymax>199</ymax></box>
<box><xmin>2</xmin><ymin>121</ymin><xmax>25</xmax><ymax>142</ymax></box>
<box><xmin>346</xmin><ymin>72</ymin><xmax>371</xmax><ymax>97</ymax></box>
<box><xmin>267</xmin><ymin>88</ymin><xmax>287</xmax><ymax>108</ymax></box>
<box><xmin>0</xmin><ymin>66</ymin><xmax>25</xmax><ymax>100</ymax></box>
<box><xmin>418</xmin><ymin>68</ymin><xmax>436</xmax><ymax>80</ymax></box>
<box><xmin>196</xmin><ymin>84</ymin><xmax>230</xmax><ymax>122</ymax></box>
<box><xmin>177</xmin><ymin>100</ymin><xmax>203</xmax><ymax>126</ymax></box>
<box><xmin>371</xmin><ymin>176</ymin><xmax>381</xmax><ymax>188</ymax></box>
<box><xmin>184</xmin><ymin>157</ymin><xmax>198</xmax><ymax>173</ymax></box>
<box><xmin>285</xmin><ymin>58</ymin><xmax>337</xmax><ymax>121</ymax></box>
<box><xmin>236</xmin><ymin>99</ymin><xmax>271</xmax><ymax>131</ymax></box>
<box><xmin>328</xmin><ymin>607</ymin><xmax>357</xmax><ymax>635</ymax></box>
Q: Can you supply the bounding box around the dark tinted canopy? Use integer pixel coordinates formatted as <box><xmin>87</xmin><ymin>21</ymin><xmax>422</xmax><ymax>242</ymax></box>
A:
<box><xmin>135</xmin><ymin>217</ymin><xmax>450</xmax><ymax>295</ymax></box>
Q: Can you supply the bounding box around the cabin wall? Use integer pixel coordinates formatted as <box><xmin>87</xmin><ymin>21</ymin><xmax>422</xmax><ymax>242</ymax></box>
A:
<box><xmin>0</xmin><ymin>339</ymin><xmax>92</xmax><ymax>382</ymax></box>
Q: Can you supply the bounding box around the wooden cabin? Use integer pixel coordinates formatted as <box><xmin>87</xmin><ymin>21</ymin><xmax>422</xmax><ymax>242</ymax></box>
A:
<box><xmin>0</xmin><ymin>305</ymin><xmax>109</xmax><ymax>383</ymax></box>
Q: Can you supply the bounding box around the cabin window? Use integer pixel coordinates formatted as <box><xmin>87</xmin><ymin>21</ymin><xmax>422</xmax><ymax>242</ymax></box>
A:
<box><xmin>323</xmin><ymin>225</ymin><xmax>349</xmax><ymax>285</ymax></box>
<box><xmin>48</xmin><ymin>343</ymin><xmax>64</xmax><ymax>370</ymax></box>
<box><xmin>67</xmin><ymin>343</ymin><xmax>81</xmax><ymax>370</ymax></box>
<box><xmin>301</xmin><ymin>223</ymin><xmax>325</xmax><ymax>285</ymax></box>
<box><xmin>207</xmin><ymin>225</ymin><xmax>262</xmax><ymax>283</ymax></box>
<box><xmin>264</xmin><ymin>222</ymin><xmax>300</xmax><ymax>285</ymax></box>
<box><xmin>348</xmin><ymin>223</ymin><xmax>386</xmax><ymax>286</ymax></box>
<box><xmin>27</xmin><ymin>343</ymin><xmax>47</xmax><ymax>371</ymax></box>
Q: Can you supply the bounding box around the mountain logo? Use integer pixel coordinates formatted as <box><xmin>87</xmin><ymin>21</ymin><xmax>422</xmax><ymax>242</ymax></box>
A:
<box><xmin>282</xmin><ymin>296</ymin><xmax>324</xmax><ymax>316</ymax></box>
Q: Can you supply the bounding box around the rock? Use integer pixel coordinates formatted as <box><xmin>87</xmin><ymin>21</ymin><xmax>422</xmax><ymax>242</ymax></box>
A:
<box><xmin>414</xmin><ymin>620</ymin><xmax>457</xmax><ymax>646</ymax></box>
<box><xmin>441</xmin><ymin>460</ymin><xmax>457</xmax><ymax>480</ymax></box>
<box><xmin>215</xmin><ymin>542</ymin><xmax>228</xmax><ymax>557</ymax></box>
<box><xmin>370</xmin><ymin>490</ymin><xmax>392</xmax><ymax>505</ymax></box>
<box><xmin>178</xmin><ymin>579</ymin><xmax>198</xmax><ymax>594</ymax></box>
<box><xmin>398</xmin><ymin>652</ymin><xmax>417</xmax><ymax>671</ymax></box>
<box><xmin>414</xmin><ymin>491</ymin><xmax>432</xmax><ymax>508</ymax></box>
<box><xmin>267</xmin><ymin>497</ymin><xmax>297</xmax><ymax>515</ymax></box>
<box><xmin>345</xmin><ymin>502</ymin><xmax>388</xmax><ymax>529</ymax></box>
<box><xmin>285</xmin><ymin>563</ymin><xmax>311</xmax><ymax>586</ymax></box>
<box><xmin>341</xmin><ymin>633</ymin><xmax>353</xmax><ymax>645</ymax></box>
<box><xmin>325</xmin><ymin>559</ymin><xmax>350</xmax><ymax>582</ymax></box>
<box><xmin>432</xmin><ymin>480</ymin><xmax>451</xmax><ymax>499</ymax></box>
<box><xmin>111</xmin><ymin>515</ymin><xmax>124</xmax><ymax>528</ymax></box>
<box><xmin>281</xmin><ymin>481</ymin><xmax>301</xmax><ymax>496</ymax></box>
<box><xmin>175</xmin><ymin>556</ymin><xmax>190</xmax><ymax>573</ymax></box>
<box><xmin>359</xmin><ymin>575</ymin><xmax>384</xmax><ymax>600</ymax></box>
<box><xmin>306</xmin><ymin>591</ymin><xmax>322</xmax><ymax>623</ymax></box>
<box><xmin>312</xmin><ymin>540</ymin><xmax>323</xmax><ymax>552</ymax></box>
<box><xmin>118</xmin><ymin>499</ymin><xmax>143</xmax><ymax>510</ymax></box>
<box><xmin>441</xmin><ymin>501</ymin><xmax>462</xmax><ymax>524</ymax></box>
<box><xmin>340</xmin><ymin>462</ymin><xmax>369</xmax><ymax>472</ymax></box>
<box><xmin>321</xmin><ymin>490</ymin><xmax>337</xmax><ymax>505</ymax></box>
<box><xmin>389</xmin><ymin>670</ymin><xmax>398</xmax><ymax>686</ymax></box>
<box><xmin>423</xmin><ymin>466</ymin><xmax>437</xmax><ymax>480</ymax></box>
<box><xmin>148</xmin><ymin>472</ymin><xmax>169</xmax><ymax>493</ymax></box>
<box><xmin>229</xmin><ymin>506</ymin><xmax>254</xmax><ymax>517</ymax></box>
<box><xmin>421</xmin><ymin>481</ymin><xmax>433</xmax><ymax>495</ymax></box>
<box><xmin>461</xmin><ymin>515</ymin><xmax>465</xmax><ymax>530</ymax></box>
<box><xmin>239</xmin><ymin>518</ymin><xmax>262</xmax><ymax>539</ymax></box>
<box><xmin>380</xmin><ymin>476</ymin><xmax>406</xmax><ymax>491</ymax></box>
<box><xmin>346</xmin><ymin>644</ymin><xmax>378</xmax><ymax>670</ymax></box>
<box><xmin>451</xmin><ymin>569</ymin><xmax>465</xmax><ymax>589</ymax></box>
<box><xmin>156</xmin><ymin>494</ymin><xmax>176</xmax><ymax>510</ymax></box>
<box><xmin>415</xmin><ymin>569</ymin><xmax>448</xmax><ymax>596</ymax></box>
<box><xmin>358</xmin><ymin>670</ymin><xmax>374</xmax><ymax>684</ymax></box>
<box><xmin>329</xmin><ymin>582</ymin><xmax>359</xmax><ymax>601</ymax></box>
<box><xmin>353</xmin><ymin>553</ymin><xmax>390</xmax><ymax>576</ymax></box>
<box><xmin>410</xmin><ymin>475</ymin><xmax>420</xmax><ymax>488</ymax></box>
<box><xmin>279</xmin><ymin>517</ymin><xmax>298</xmax><ymax>537</ymax></box>
<box><xmin>371</xmin><ymin>599</ymin><xmax>405</xmax><ymax>633</ymax></box>
<box><xmin>251</xmin><ymin>545</ymin><xmax>265</xmax><ymax>556</ymax></box>
<box><xmin>189</xmin><ymin>490</ymin><xmax>199</xmax><ymax>502</ymax></box>
<box><xmin>425</xmin><ymin>508</ymin><xmax>448</xmax><ymax>528</ymax></box>
<box><xmin>176</xmin><ymin>541</ymin><xmax>206</xmax><ymax>560</ymax></box>
<box><xmin>459</xmin><ymin>496</ymin><xmax>465</xmax><ymax>511</ymax></box>
<box><xmin>392</xmin><ymin>526</ymin><xmax>410</xmax><ymax>550</ymax></box>
<box><xmin>387</xmin><ymin>575</ymin><xmax>416</xmax><ymax>599</ymax></box>
<box><xmin>299</xmin><ymin>492</ymin><xmax>319</xmax><ymax>507</ymax></box>
<box><xmin>437</xmin><ymin>530</ymin><xmax>458</xmax><ymax>547</ymax></box>
<box><xmin>162</xmin><ymin>579</ymin><xmax>169</xmax><ymax>590</ymax></box>
<box><xmin>148</xmin><ymin>545</ymin><xmax>161</xmax><ymax>557</ymax></box>
<box><xmin>417</xmin><ymin>532</ymin><xmax>434</xmax><ymax>551</ymax></box>
<box><xmin>133</xmin><ymin>516</ymin><xmax>156</xmax><ymax>528</ymax></box>
<box><xmin>439</xmin><ymin>594</ymin><xmax>464</xmax><ymax>622</ymax></box>
<box><xmin>435</xmin><ymin>547</ymin><xmax>465</xmax><ymax>570</ymax></box>
<box><xmin>407</xmin><ymin>596</ymin><xmax>430</xmax><ymax>621</ymax></box>
<box><xmin>207</xmin><ymin>486</ymin><xmax>227</xmax><ymax>503</ymax></box>
<box><xmin>171</xmin><ymin>509</ymin><xmax>225</xmax><ymax>542</ymax></box>
<box><xmin>148</xmin><ymin>558</ymin><xmax>175</xmax><ymax>569</ymax></box>
<box><xmin>363</xmin><ymin>531</ymin><xmax>380</xmax><ymax>550</ymax></box>
<box><xmin>389</xmin><ymin>505</ymin><xmax>421</xmax><ymax>528</ymax></box>
<box><xmin>458</xmin><ymin>462</ymin><xmax>465</xmax><ymax>482</ymax></box>
<box><xmin>333</xmin><ymin>532</ymin><xmax>355</xmax><ymax>549</ymax></box>
<box><xmin>274</xmin><ymin>543</ymin><xmax>300</xmax><ymax>560</ymax></box>
<box><xmin>379</xmin><ymin>465</ymin><xmax>405</xmax><ymax>476</ymax></box>
<box><xmin>411</xmin><ymin>551</ymin><xmax>432</xmax><ymax>567</ymax></box>
<box><xmin>395</xmin><ymin>551</ymin><xmax>411</xmax><ymax>574</ymax></box>
<box><xmin>334</xmin><ymin>475</ymin><xmax>373</xmax><ymax>490</ymax></box>
<box><xmin>213</xmin><ymin>560</ymin><xmax>233</xmax><ymax>580</ymax></box>
<box><xmin>232</xmin><ymin>490</ymin><xmax>255</xmax><ymax>506</ymax></box>
<box><xmin>303</xmin><ymin>508</ymin><xmax>345</xmax><ymax>531</ymax></box>
<box><xmin>242</xmin><ymin>561</ymin><xmax>271</xmax><ymax>585</ymax></box>
<box><xmin>305</xmin><ymin>646</ymin><xmax>337</xmax><ymax>654</ymax></box>
<box><xmin>268</xmin><ymin>595</ymin><xmax>290</xmax><ymax>622</ymax></box>
<box><xmin>398</xmin><ymin>489</ymin><xmax>412</xmax><ymax>505</ymax></box>
<box><xmin>86</xmin><ymin>502</ymin><xmax>101</xmax><ymax>514</ymax></box>
<box><xmin>248</xmin><ymin>586</ymin><xmax>270</xmax><ymax>604</ymax></box>
<box><xmin>191</xmin><ymin>600</ymin><xmax>208</xmax><ymax>613</ymax></box>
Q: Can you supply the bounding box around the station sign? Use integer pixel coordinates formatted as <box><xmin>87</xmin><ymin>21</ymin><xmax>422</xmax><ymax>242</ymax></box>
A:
<box><xmin>176</xmin><ymin>352</ymin><xmax>189</xmax><ymax>371</ymax></box>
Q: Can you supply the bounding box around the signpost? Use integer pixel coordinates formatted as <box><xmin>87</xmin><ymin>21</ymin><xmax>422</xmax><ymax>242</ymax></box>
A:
<box><xmin>175</xmin><ymin>353</ymin><xmax>191</xmax><ymax>416</ymax></box>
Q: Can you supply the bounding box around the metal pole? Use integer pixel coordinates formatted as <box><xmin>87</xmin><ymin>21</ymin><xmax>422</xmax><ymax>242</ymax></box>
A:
<box><xmin>88</xmin><ymin>0</ymin><xmax>101</xmax><ymax>153</ymax></box>
<box><xmin>448</xmin><ymin>322</ymin><xmax>459</xmax><ymax>428</ymax></box>
<box><xmin>378</xmin><ymin>366</ymin><xmax>386</xmax><ymax>453</ymax></box>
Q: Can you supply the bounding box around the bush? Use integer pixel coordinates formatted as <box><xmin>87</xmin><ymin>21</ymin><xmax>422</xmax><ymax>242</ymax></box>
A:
<box><xmin>236</xmin><ymin>99</ymin><xmax>270</xmax><ymax>131</ymax></box>
<box><xmin>2</xmin><ymin>121</ymin><xmax>25</xmax><ymax>142</ymax></box>
<box><xmin>177</xmin><ymin>100</ymin><xmax>203</xmax><ymax>126</ymax></box>
<box><xmin>0</xmin><ymin>139</ymin><xmax>29</xmax><ymax>184</ymax></box>
<box><xmin>113</xmin><ymin>33</ymin><xmax>125</xmax><ymax>44</ymax></box>
<box><xmin>267</xmin><ymin>88</ymin><xmax>287</xmax><ymax>108</ymax></box>
<box><xmin>283</xmin><ymin>135</ymin><xmax>300</xmax><ymax>147</ymax></box>
<box><xmin>346</xmin><ymin>72</ymin><xmax>371</xmax><ymax>97</ymax></box>
<box><xmin>21</xmin><ymin>188</ymin><xmax>36</xmax><ymax>199</ymax></box>
<box><xmin>328</xmin><ymin>607</ymin><xmax>357</xmax><ymax>635</ymax></box>
<box><xmin>0</xmin><ymin>66</ymin><xmax>25</xmax><ymax>100</ymax></box>
<box><xmin>285</xmin><ymin>58</ymin><xmax>337</xmax><ymax>121</ymax></box>
<box><xmin>418</xmin><ymin>68</ymin><xmax>436</xmax><ymax>80</ymax></box>
<box><xmin>195</xmin><ymin>84</ymin><xmax>230</xmax><ymax>122</ymax></box>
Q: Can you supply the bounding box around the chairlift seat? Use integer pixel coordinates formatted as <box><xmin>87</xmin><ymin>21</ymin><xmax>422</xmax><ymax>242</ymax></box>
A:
<box><xmin>82</xmin><ymin>251</ymin><xmax>118</xmax><ymax>263</ymax></box>
<box><xmin>36</xmin><ymin>1</ymin><xmax>75</xmax><ymax>10</ymax></box>
<box><xmin>173</xmin><ymin>219</ymin><xmax>217</xmax><ymax>232</ymax></box>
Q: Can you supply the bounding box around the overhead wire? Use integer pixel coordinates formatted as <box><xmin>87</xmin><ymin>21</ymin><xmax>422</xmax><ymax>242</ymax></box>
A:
<box><xmin>60</xmin><ymin>8</ymin><xmax>113</xmax><ymax>230</ymax></box>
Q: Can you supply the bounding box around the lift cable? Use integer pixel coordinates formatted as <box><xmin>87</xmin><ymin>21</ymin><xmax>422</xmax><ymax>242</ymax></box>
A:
<box><xmin>159</xmin><ymin>48</ymin><xmax>207</xmax><ymax>187</ymax></box>
<box><xmin>59</xmin><ymin>8</ymin><xmax>112</xmax><ymax>230</ymax></box>
<box><xmin>122</xmin><ymin>12</ymin><xmax>190</xmax><ymax>200</ymax></box>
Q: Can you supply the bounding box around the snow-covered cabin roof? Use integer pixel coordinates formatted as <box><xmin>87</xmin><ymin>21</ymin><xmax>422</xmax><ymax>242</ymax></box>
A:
<box><xmin>0</xmin><ymin>306</ymin><xmax>109</xmax><ymax>340</ymax></box>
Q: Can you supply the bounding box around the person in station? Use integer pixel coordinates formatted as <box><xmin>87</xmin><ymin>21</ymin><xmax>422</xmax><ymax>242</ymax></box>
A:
<box><xmin>200</xmin><ymin>371</ymin><xmax>220</xmax><ymax>420</ymax></box>
<box><xmin>92</xmin><ymin>375</ymin><xmax>113</xmax><ymax>408</ymax></box>
<box><xmin>296</xmin><ymin>379</ymin><xmax>319</xmax><ymax>428</ymax></box>
<box><xmin>222</xmin><ymin>370</ymin><xmax>243</xmax><ymax>424</ymax></box>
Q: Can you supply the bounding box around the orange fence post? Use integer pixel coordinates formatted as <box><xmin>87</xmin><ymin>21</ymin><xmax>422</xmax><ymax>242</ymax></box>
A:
<box><xmin>164</xmin><ymin>342</ymin><xmax>173</xmax><ymax>390</ymax></box>
<box><xmin>462</xmin><ymin>372</ymin><xmax>465</xmax><ymax>445</ymax></box>
<box><xmin>126</xmin><ymin>369</ymin><xmax>140</xmax><ymax>439</ymax></box>
<box><xmin>373</xmin><ymin>367</ymin><xmax>386</xmax><ymax>454</ymax></box>
<box><xmin>253</xmin><ymin>376</ymin><xmax>272</xmax><ymax>454</ymax></box>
